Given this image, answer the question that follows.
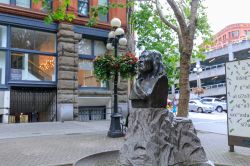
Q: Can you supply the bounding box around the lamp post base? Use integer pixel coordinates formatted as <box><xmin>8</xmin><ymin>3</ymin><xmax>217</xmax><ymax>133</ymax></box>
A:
<box><xmin>107</xmin><ymin>113</ymin><xmax>125</xmax><ymax>138</ymax></box>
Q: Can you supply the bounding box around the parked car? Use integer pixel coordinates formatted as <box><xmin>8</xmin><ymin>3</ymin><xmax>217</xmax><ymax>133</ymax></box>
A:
<box><xmin>200</xmin><ymin>97</ymin><xmax>227</xmax><ymax>112</ymax></box>
<box><xmin>189</xmin><ymin>100</ymin><xmax>214</xmax><ymax>113</ymax></box>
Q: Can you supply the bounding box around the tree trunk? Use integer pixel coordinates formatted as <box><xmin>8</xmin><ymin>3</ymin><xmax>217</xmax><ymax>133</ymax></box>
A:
<box><xmin>177</xmin><ymin>51</ymin><xmax>191</xmax><ymax>117</ymax></box>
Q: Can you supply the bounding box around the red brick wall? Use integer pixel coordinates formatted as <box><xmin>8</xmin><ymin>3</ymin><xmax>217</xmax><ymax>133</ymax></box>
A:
<box><xmin>211</xmin><ymin>23</ymin><xmax>250</xmax><ymax>50</ymax></box>
<box><xmin>109</xmin><ymin>0</ymin><xmax>127</xmax><ymax>27</ymax></box>
<box><xmin>0</xmin><ymin>0</ymin><xmax>127</xmax><ymax>30</ymax></box>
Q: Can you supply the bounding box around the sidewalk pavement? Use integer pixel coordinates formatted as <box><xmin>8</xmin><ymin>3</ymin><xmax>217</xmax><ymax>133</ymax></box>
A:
<box><xmin>0</xmin><ymin>121</ymin><xmax>249</xmax><ymax>166</ymax></box>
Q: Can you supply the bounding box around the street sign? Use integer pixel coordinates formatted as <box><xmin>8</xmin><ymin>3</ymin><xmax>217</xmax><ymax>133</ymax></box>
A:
<box><xmin>226</xmin><ymin>59</ymin><xmax>250</xmax><ymax>151</ymax></box>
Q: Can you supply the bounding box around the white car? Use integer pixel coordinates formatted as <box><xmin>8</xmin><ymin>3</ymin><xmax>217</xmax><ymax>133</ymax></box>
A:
<box><xmin>189</xmin><ymin>100</ymin><xmax>214</xmax><ymax>113</ymax></box>
<box><xmin>200</xmin><ymin>97</ymin><xmax>227</xmax><ymax>112</ymax></box>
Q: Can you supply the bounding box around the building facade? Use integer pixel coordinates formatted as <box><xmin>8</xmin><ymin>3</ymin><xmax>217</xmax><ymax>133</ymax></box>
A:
<box><xmin>169</xmin><ymin>24</ymin><xmax>250</xmax><ymax>101</ymax></box>
<box><xmin>209</xmin><ymin>23</ymin><xmax>250</xmax><ymax>50</ymax></box>
<box><xmin>0</xmin><ymin>0</ymin><xmax>128</xmax><ymax>123</ymax></box>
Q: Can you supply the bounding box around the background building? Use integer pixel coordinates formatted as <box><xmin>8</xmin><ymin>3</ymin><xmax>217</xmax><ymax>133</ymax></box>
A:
<box><xmin>209</xmin><ymin>23</ymin><xmax>250</xmax><ymax>50</ymax></box>
<box><xmin>170</xmin><ymin>23</ymin><xmax>250</xmax><ymax>100</ymax></box>
<box><xmin>0</xmin><ymin>0</ymin><xmax>128</xmax><ymax>123</ymax></box>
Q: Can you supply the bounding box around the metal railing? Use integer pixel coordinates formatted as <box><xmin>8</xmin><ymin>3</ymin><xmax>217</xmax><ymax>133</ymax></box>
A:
<box><xmin>174</xmin><ymin>82</ymin><xmax>226</xmax><ymax>94</ymax></box>
<box><xmin>202</xmin><ymin>83</ymin><xmax>226</xmax><ymax>90</ymax></box>
<box><xmin>190</xmin><ymin>63</ymin><xmax>225</xmax><ymax>74</ymax></box>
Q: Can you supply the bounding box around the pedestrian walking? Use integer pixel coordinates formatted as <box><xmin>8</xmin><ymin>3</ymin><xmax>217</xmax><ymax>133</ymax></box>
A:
<box><xmin>172</xmin><ymin>97</ymin><xmax>178</xmax><ymax>116</ymax></box>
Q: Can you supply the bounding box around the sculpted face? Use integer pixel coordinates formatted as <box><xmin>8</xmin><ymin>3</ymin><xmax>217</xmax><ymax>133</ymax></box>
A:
<box><xmin>138</xmin><ymin>54</ymin><xmax>153</xmax><ymax>73</ymax></box>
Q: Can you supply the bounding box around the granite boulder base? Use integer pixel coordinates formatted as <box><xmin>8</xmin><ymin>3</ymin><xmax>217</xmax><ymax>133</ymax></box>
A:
<box><xmin>119</xmin><ymin>108</ymin><xmax>214</xmax><ymax>166</ymax></box>
<box><xmin>119</xmin><ymin>50</ymin><xmax>213</xmax><ymax>166</ymax></box>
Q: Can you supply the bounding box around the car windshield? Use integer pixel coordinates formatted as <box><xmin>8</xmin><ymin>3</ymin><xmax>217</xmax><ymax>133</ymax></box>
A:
<box><xmin>191</xmin><ymin>100</ymin><xmax>202</xmax><ymax>105</ymax></box>
<box><xmin>215</xmin><ymin>99</ymin><xmax>221</xmax><ymax>102</ymax></box>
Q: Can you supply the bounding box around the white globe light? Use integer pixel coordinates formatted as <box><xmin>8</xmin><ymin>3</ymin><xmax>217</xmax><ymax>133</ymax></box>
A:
<box><xmin>106</xmin><ymin>43</ymin><xmax>114</xmax><ymax>50</ymax></box>
<box><xmin>119</xmin><ymin>38</ymin><xmax>127</xmax><ymax>46</ymax></box>
<box><xmin>108</xmin><ymin>31</ymin><xmax>115</xmax><ymax>38</ymax></box>
<box><xmin>111</xmin><ymin>18</ymin><xmax>121</xmax><ymax>27</ymax></box>
<box><xmin>196</xmin><ymin>64</ymin><xmax>200</xmax><ymax>68</ymax></box>
<box><xmin>198</xmin><ymin>68</ymin><xmax>202</xmax><ymax>73</ymax></box>
<box><xmin>114</xmin><ymin>28</ymin><xmax>125</xmax><ymax>36</ymax></box>
<box><xmin>193</xmin><ymin>68</ymin><xmax>197</xmax><ymax>72</ymax></box>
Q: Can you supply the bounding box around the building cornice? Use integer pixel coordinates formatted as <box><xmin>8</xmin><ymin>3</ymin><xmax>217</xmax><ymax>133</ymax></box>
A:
<box><xmin>0</xmin><ymin>4</ymin><xmax>114</xmax><ymax>30</ymax></box>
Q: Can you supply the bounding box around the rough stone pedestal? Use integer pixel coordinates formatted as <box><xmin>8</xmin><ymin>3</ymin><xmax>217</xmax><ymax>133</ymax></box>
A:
<box><xmin>119</xmin><ymin>108</ymin><xmax>214</xmax><ymax>166</ymax></box>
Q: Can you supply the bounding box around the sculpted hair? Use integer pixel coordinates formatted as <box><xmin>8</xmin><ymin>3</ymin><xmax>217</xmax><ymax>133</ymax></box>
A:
<box><xmin>138</xmin><ymin>50</ymin><xmax>165</xmax><ymax>79</ymax></box>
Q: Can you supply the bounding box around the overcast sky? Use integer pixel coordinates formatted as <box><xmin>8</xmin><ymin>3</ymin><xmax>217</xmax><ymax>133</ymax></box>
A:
<box><xmin>204</xmin><ymin>0</ymin><xmax>250</xmax><ymax>33</ymax></box>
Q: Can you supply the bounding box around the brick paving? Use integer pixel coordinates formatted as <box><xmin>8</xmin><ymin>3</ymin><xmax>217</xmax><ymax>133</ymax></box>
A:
<box><xmin>0</xmin><ymin>133</ymin><xmax>123</xmax><ymax>166</ymax></box>
<box><xmin>0</xmin><ymin>121</ymin><xmax>250</xmax><ymax>166</ymax></box>
<box><xmin>199</xmin><ymin>132</ymin><xmax>250</xmax><ymax>166</ymax></box>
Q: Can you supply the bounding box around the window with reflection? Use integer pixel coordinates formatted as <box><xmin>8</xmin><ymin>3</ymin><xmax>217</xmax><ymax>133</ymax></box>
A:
<box><xmin>0</xmin><ymin>25</ymin><xmax>7</xmax><ymax>48</ymax></box>
<box><xmin>78</xmin><ymin>38</ymin><xmax>92</xmax><ymax>55</ymax></box>
<box><xmin>98</xmin><ymin>0</ymin><xmax>108</xmax><ymax>22</ymax></box>
<box><xmin>0</xmin><ymin>0</ymin><xmax>30</xmax><ymax>8</ymax></box>
<box><xmin>94</xmin><ymin>40</ymin><xmax>106</xmax><ymax>56</ymax></box>
<box><xmin>78</xmin><ymin>0</ymin><xmax>89</xmax><ymax>17</ymax></box>
<box><xmin>78</xmin><ymin>39</ymin><xmax>106</xmax><ymax>56</ymax></box>
<box><xmin>11</xmin><ymin>52</ymin><xmax>56</xmax><ymax>81</ymax></box>
<box><xmin>41</xmin><ymin>0</ymin><xmax>53</xmax><ymax>12</ymax></box>
<box><xmin>78</xmin><ymin>38</ymin><xmax>107</xmax><ymax>88</ymax></box>
<box><xmin>16</xmin><ymin>0</ymin><xmax>30</xmax><ymax>8</ymax></box>
<box><xmin>11</xmin><ymin>27</ymin><xmax>56</xmax><ymax>53</ymax></box>
<box><xmin>0</xmin><ymin>0</ymin><xmax>9</xmax><ymax>4</ymax></box>
<box><xmin>78</xmin><ymin>59</ymin><xmax>106</xmax><ymax>88</ymax></box>
<box><xmin>0</xmin><ymin>51</ymin><xmax>6</xmax><ymax>84</ymax></box>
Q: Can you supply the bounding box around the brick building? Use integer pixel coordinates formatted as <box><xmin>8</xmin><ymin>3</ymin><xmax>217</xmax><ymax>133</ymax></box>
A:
<box><xmin>0</xmin><ymin>0</ymin><xmax>128</xmax><ymax>123</ymax></box>
<box><xmin>210</xmin><ymin>23</ymin><xmax>250</xmax><ymax>50</ymax></box>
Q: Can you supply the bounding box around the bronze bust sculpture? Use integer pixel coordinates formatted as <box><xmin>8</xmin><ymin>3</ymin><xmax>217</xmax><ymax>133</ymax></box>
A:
<box><xmin>130</xmin><ymin>50</ymin><xmax>168</xmax><ymax>108</ymax></box>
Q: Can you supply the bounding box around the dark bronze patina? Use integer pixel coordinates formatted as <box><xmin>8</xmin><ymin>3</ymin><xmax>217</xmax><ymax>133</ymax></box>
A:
<box><xmin>130</xmin><ymin>50</ymin><xmax>168</xmax><ymax>108</ymax></box>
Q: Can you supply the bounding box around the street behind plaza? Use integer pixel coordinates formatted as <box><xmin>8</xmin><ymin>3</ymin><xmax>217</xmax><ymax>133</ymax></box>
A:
<box><xmin>0</xmin><ymin>112</ymin><xmax>250</xmax><ymax>166</ymax></box>
<box><xmin>190</xmin><ymin>112</ymin><xmax>227</xmax><ymax>135</ymax></box>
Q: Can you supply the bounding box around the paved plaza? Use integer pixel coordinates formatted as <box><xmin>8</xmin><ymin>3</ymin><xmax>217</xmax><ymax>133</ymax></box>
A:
<box><xmin>0</xmin><ymin>120</ymin><xmax>250</xmax><ymax>166</ymax></box>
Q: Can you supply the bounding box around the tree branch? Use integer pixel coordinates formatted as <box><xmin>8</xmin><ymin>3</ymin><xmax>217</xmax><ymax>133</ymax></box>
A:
<box><xmin>189</xmin><ymin>0</ymin><xmax>199</xmax><ymax>35</ymax></box>
<box><xmin>167</xmin><ymin>0</ymin><xmax>187</xmax><ymax>33</ymax></box>
<box><xmin>155</xmin><ymin>0</ymin><xmax>179</xmax><ymax>34</ymax></box>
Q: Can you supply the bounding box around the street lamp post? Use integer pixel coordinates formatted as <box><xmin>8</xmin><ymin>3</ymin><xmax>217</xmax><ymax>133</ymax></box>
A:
<box><xmin>193</xmin><ymin>64</ymin><xmax>203</xmax><ymax>97</ymax></box>
<box><xmin>106</xmin><ymin>18</ymin><xmax>127</xmax><ymax>138</ymax></box>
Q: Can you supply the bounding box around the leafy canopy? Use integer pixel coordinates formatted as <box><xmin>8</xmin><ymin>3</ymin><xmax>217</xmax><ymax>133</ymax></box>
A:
<box><xmin>131</xmin><ymin>0</ymin><xmax>212</xmax><ymax>86</ymax></box>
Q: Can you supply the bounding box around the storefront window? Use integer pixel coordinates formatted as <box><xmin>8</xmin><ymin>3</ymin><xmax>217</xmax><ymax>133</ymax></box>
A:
<box><xmin>11</xmin><ymin>52</ymin><xmax>55</xmax><ymax>81</ymax></box>
<box><xmin>78</xmin><ymin>59</ymin><xmax>106</xmax><ymax>88</ymax></box>
<box><xmin>78</xmin><ymin>38</ymin><xmax>92</xmax><ymax>55</ymax></box>
<box><xmin>16</xmin><ymin>0</ymin><xmax>30</xmax><ymax>8</ymax></box>
<box><xmin>78</xmin><ymin>38</ymin><xmax>107</xmax><ymax>88</ymax></box>
<box><xmin>11</xmin><ymin>27</ymin><xmax>56</xmax><ymax>53</ymax></box>
<box><xmin>78</xmin><ymin>0</ymin><xmax>89</xmax><ymax>17</ymax></box>
<box><xmin>0</xmin><ymin>25</ymin><xmax>7</xmax><ymax>48</ymax></box>
<box><xmin>0</xmin><ymin>51</ymin><xmax>6</xmax><ymax>84</ymax></box>
<box><xmin>94</xmin><ymin>40</ymin><xmax>106</xmax><ymax>56</ymax></box>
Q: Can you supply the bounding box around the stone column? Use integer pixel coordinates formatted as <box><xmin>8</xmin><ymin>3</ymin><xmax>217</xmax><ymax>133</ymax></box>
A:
<box><xmin>118</xmin><ymin>78</ymin><xmax>128</xmax><ymax>116</ymax></box>
<box><xmin>57</xmin><ymin>23</ymin><xmax>81</xmax><ymax>121</ymax></box>
<box><xmin>228</xmin><ymin>44</ymin><xmax>234</xmax><ymax>61</ymax></box>
<box><xmin>118</xmin><ymin>47</ymin><xmax>129</xmax><ymax>118</ymax></box>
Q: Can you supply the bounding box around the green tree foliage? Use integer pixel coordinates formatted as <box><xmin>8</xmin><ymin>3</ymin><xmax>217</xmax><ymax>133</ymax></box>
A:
<box><xmin>131</xmin><ymin>1</ymin><xmax>212</xmax><ymax>86</ymax></box>
<box><xmin>131</xmin><ymin>2</ymin><xmax>180</xmax><ymax>86</ymax></box>
<box><xmin>33</xmin><ymin>0</ymin><xmax>75</xmax><ymax>24</ymax></box>
<box><xmin>152</xmin><ymin>0</ymin><xmax>212</xmax><ymax>117</ymax></box>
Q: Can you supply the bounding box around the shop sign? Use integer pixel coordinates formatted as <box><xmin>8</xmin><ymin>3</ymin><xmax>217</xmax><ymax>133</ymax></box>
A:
<box><xmin>226</xmin><ymin>59</ymin><xmax>250</xmax><ymax>150</ymax></box>
<box><xmin>11</xmin><ymin>69</ymin><xmax>22</xmax><ymax>80</ymax></box>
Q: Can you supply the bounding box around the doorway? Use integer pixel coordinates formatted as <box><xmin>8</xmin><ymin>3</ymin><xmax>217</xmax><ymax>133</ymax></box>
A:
<box><xmin>10</xmin><ymin>87</ymin><xmax>57</xmax><ymax>123</ymax></box>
